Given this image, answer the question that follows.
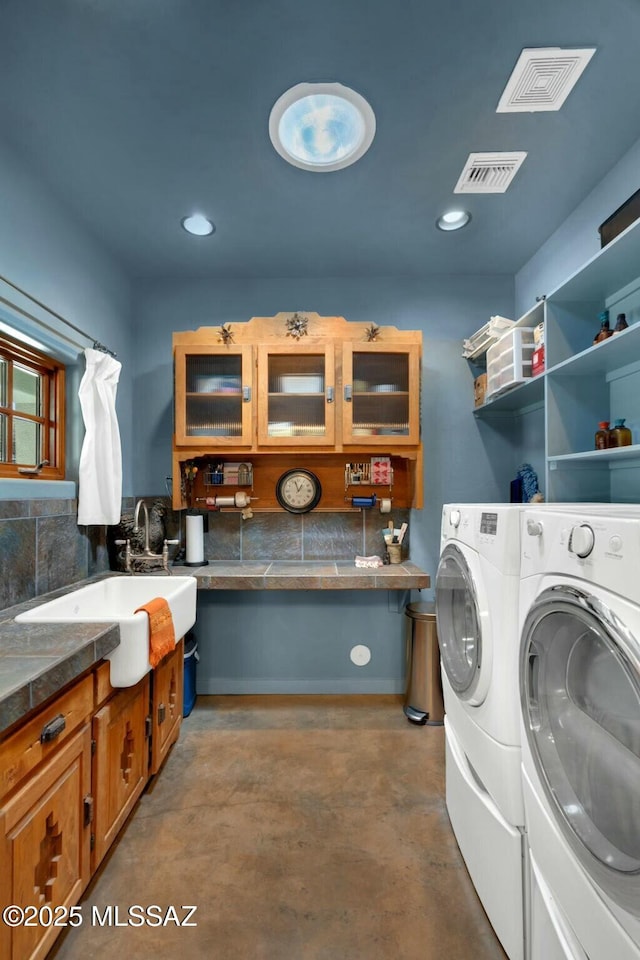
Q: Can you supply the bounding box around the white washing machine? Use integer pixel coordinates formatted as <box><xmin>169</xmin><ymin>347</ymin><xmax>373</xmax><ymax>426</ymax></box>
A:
<box><xmin>520</xmin><ymin>507</ymin><xmax>640</xmax><ymax>960</ymax></box>
<box><xmin>436</xmin><ymin>503</ymin><xmax>526</xmax><ymax>960</ymax></box>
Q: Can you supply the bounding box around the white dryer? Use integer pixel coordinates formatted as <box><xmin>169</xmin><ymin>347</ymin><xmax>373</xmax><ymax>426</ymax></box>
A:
<box><xmin>436</xmin><ymin>503</ymin><xmax>526</xmax><ymax>960</ymax></box>
<box><xmin>520</xmin><ymin>507</ymin><xmax>640</xmax><ymax>960</ymax></box>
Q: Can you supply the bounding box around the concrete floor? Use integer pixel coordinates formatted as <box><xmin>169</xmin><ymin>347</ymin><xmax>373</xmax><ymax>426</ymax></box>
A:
<box><xmin>51</xmin><ymin>695</ymin><xmax>507</xmax><ymax>960</ymax></box>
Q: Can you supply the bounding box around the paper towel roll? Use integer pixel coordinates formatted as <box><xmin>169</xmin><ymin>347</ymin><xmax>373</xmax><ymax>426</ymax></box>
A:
<box><xmin>379</xmin><ymin>498</ymin><xmax>392</xmax><ymax>514</ymax></box>
<box><xmin>185</xmin><ymin>514</ymin><xmax>204</xmax><ymax>564</ymax></box>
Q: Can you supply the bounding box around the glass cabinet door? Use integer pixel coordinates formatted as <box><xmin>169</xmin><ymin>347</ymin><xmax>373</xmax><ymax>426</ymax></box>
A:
<box><xmin>257</xmin><ymin>343</ymin><xmax>335</xmax><ymax>446</ymax></box>
<box><xmin>174</xmin><ymin>344</ymin><xmax>253</xmax><ymax>445</ymax></box>
<box><xmin>342</xmin><ymin>342</ymin><xmax>421</xmax><ymax>445</ymax></box>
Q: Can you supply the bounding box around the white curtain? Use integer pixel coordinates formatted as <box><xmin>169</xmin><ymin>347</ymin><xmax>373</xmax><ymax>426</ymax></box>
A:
<box><xmin>77</xmin><ymin>347</ymin><xmax>123</xmax><ymax>526</ymax></box>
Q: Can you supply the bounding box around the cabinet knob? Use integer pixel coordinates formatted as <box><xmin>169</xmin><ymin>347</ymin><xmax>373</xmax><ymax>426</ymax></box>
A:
<box><xmin>344</xmin><ymin>385</ymin><xmax>352</xmax><ymax>402</ymax></box>
<box><xmin>326</xmin><ymin>386</ymin><xmax>334</xmax><ymax>403</ymax></box>
<box><xmin>526</xmin><ymin>519</ymin><xmax>544</xmax><ymax>538</ymax></box>
<box><xmin>242</xmin><ymin>386</ymin><xmax>251</xmax><ymax>402</ymax></box>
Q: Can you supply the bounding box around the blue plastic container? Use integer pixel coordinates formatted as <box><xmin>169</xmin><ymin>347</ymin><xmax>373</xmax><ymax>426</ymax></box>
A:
<box><xmin>183</xmin><ymin>634</ymin><xmax>198</xmax><ymax>717</ymax></box>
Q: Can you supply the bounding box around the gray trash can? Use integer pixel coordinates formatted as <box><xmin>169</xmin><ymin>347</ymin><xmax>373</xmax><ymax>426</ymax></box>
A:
<box><xmin>404</xmin><ymin>601</ymin><xmax>445</xmax><ymax>725</ymax></box>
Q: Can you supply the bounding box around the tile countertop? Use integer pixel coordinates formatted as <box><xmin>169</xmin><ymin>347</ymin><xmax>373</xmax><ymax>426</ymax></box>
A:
<box><xmin>0</xmin><ymin>606</ymin><xmax>119</xmax><ymax>737</ymax></box>
<box><xmin>0</xmin><ymin>561</ymin><xmax>430</xmax><ymax>735</ymax></box>
<box><xmin>174</xmin><ymin>559</ymin><xmax>430</xmax><ymax>591</ymax></box>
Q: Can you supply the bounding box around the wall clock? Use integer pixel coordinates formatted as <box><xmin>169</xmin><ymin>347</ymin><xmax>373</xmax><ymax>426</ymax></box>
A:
<box><xmin>275</xmin><ymin>469</ymin><xmax>322</xmax><ymax>514</ymax></box>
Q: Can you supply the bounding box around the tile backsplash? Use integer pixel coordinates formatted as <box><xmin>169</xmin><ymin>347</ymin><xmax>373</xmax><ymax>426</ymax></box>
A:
<box><xmin>115</xmin><ymin>497</ymin><xmax>410</xmax><ymax>566</ymax></box>
<box><xmin>0</xmin><ymin>494</ymin><xmax>411</xmax><ymax>611</ymax></box>
<box><xmin>183</xmin><ymin>502</ymin><xmax>411</xmax><ymax>564</ymax></box>
<box><xmin>0</xmin><ymin>499</ymin><xmax>108</xmax><ymax>611</ymax></box>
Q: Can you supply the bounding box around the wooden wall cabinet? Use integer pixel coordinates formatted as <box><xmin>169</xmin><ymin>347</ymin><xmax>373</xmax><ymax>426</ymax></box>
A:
<box><xmin>174</xmin><ymin>343</ymin><xmax>254</xmax><ymax>446</ymax></box>
<box><xmin>342</xmin><ymin>341</ymin><xmax>421</xmax><ymax>446</ymax></box>
<box><xmin>472</xmin><ymin>219</ymin><xmax>640</xmax><ymax>503</ymax></box>
<box><xmin>173</xmin><ymin>313</ymin><xmax>423</xmax><ymax>510</ymax></box>
<box><xmin>256</xmin><ymin>341</ymin><xmax>336</xmax><ymax>447</ymax></box>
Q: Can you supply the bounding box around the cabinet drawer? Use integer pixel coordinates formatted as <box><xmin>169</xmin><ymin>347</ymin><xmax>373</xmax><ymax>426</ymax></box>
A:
<box><xmin>0</xmin><ymin>675</ymin><xmax>94</xmax><ymax>801</ymax></box>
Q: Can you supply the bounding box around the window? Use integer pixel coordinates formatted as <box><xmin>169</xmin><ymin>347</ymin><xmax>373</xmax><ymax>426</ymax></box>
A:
<box><xmin>0</xmin><ymin>331</ymin><xmax>66</xmax><ymax>479</ymax></box>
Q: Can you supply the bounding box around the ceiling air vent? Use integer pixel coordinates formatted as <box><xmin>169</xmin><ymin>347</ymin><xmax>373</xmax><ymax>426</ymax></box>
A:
<box><xmin>454</xmin><ymin>152</ymin><xmax>527</xmax><ymax>194</ymax></box>
<box><xmin>496</xmin><ymin>47</ymin><xmax>596</xmax><ymax>113</ymax></box>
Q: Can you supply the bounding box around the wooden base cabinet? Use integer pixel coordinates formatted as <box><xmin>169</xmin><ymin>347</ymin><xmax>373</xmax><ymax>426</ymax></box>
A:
<box><xmin>91</xmin><ymin>674</ymin><xmax>150</xmax><ymax>871</ymax></box>
<box><xmin>0</xmin><ymin>637</ymin><xmax>186</xmax><ymax>959</ymax></box>
<box><xmin>0</xmin><ymin>725</ymin><xmax>92</xmax><ymax>960</ymax></box>
<box><xmin>151</xmin><ymin>640</ymin><xmax>183</xmax><ymax>776</ymax></box>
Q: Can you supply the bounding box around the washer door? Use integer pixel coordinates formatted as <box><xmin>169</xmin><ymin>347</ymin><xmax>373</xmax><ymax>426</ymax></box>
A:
<box><xmin>521</xmin><ymin>584</ymin><xmax>640</xmax><ymax>916</ymax></box>
<box><xmin>436</xmin><ymin>542</ymin><xmax>489</xmax><ymax>704</ymax></box>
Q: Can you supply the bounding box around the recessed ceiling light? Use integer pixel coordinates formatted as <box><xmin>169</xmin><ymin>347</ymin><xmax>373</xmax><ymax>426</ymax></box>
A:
<box><xmin>181</xmin><ymin>214</ymin><xmax>216</xmax><ymax>236</ymax></box>
<box><xmin>269</xmin><ymin>82</ymin><xmax>376</xmax><ymax>172</ymax></box>
<box><xmin>436</xmin><ymin>210</ymin><xmax>472</xmax><ymax>232</ymax></box>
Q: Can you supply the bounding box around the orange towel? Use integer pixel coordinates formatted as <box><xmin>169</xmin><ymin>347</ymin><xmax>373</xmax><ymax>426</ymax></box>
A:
<box><xmin>135</xmin><ymin>597</ymin><xmax>176</xmax><ymax>669</ymax></box>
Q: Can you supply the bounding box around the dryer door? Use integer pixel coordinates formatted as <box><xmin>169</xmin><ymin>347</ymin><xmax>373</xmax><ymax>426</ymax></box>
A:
<box><xmin>521</xmin><ymin>584</ymin><xmax>640</xmax><ymax>916</ymax></box>
<box><xmin>436</xmin><ymin>542</ymin><xmax>489</xmax><ymax>704</ymax></box>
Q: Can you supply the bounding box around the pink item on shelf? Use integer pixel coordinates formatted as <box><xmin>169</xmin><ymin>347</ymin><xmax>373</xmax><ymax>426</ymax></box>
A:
<box><xmin>371</xmin><ymin>456</ymin><xmax>392</xmax><ymax>485</ymax></box>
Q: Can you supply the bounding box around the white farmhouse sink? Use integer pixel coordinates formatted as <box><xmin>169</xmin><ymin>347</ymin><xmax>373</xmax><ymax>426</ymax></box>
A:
<box><xmin>16</xmin><ymin>576</ymin><xmax>197</xmax><ymax>688</ymax></box>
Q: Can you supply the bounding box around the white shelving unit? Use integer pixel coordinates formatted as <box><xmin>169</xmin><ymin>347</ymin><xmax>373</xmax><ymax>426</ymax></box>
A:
<box><xmin>473</xmin><ymin>218</ymin><xmax>640</xmax><ymax>503</ymax></box>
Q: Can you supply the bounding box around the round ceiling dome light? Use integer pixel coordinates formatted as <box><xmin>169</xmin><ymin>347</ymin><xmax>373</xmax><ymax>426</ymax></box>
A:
<box><xmin>436</xmin><ymin>210</ymin><xmax>472</xmax><ymax>232</ymax></box>
<box><xmin>181</xmin><ymin>214</ymin><xmax>216</xmax><ymax>236</ymax></box>
<box><xmin>269</xmin><ymin>82</ymin><xmax>376</xmax><ymax>172</ymax></box>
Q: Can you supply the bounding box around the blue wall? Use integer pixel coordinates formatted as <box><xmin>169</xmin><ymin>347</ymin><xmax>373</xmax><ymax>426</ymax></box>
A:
<box><xmin>515</xmin><ymin>134</ymin><xmax>640</xmax><ymax>318</ymax></box>
<box><xmin>196</xmin><ymin>590</ymin><xmax>410</xmax><ymax>694</ymax></box>
<box><xmin>0</xmin><ymin>141</ymin><xmax>135</xmax><ymax>494</ymax></box>
<box><xmin>132</xmin><ymin>275</ymin><xmax>514</xmax><ymax>692</ymax></box>
<box><xmin>132</xmin><ymin>274</ymin><xmax>515</xmax><ymax>576</ymax></box>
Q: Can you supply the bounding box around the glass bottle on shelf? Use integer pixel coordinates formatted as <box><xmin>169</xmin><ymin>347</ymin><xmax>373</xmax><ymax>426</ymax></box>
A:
<box><xmin>593</xmin><ymin>310</ymin><xmax>612</xmax><ymax>344</ymax></box>
<box><xmin>595</xmin><ymin>421</ymin><xmax>610</xmax><ymax>450</ymax></box>
<box><xmin>613</xmin><ymin>312</ymin><xmax>629</xmax><ymax>334</ymax></box>
<box><xmin>609</xmin><ymin>418</ymin><xmax>632</xmax><ymax>447</ymax></box>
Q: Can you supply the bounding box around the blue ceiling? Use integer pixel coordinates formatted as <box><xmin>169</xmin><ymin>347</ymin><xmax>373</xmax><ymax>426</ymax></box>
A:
<box><xmin>1</xmin><ymin>0</ymin><xmax>639</xmax><ymax>280</ymax></box>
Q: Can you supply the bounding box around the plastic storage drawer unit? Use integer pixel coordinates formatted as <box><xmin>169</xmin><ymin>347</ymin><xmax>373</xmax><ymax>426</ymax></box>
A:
<box><xmin>486</xmin><ymin>327</ymin><xmax>535</xmax><ymax>399</ymax></box>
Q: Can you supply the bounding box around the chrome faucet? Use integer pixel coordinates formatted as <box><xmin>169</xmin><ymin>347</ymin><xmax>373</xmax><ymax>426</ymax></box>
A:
<box><xmin>114</xmin><ymin>499</ymin><xmax>179</xmax><ymax>575</ymax></box>
<box><xmin>134</xmin><ymin>498</ymin><xmax>152</xmax><ymax>555</ymax></box>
